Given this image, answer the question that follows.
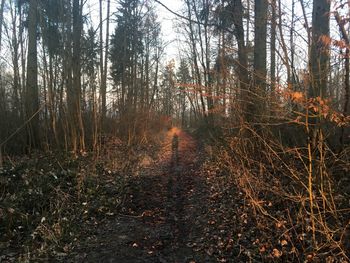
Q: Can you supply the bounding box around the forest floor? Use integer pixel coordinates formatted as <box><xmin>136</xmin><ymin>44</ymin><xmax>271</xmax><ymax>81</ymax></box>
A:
<box><xmin>1</xmin><ymin>128</ymin><xmax>349</xmax><ymax>262</ymax></box>
<box><xmin>63</xmin><ymin>127</ymin><xmax>216</xmax><ymax>262</ymax></box>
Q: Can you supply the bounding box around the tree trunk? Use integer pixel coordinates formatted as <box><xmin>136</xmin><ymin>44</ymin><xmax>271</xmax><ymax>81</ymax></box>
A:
<box><xmin>25</xmin><ymin>0</ymin><xmax>40</xmax><ymax>150</ymax></box>
<box><xmin>335</xmin><ymin>12</ymin><xmax>350</xmax><ymax>146</ymax></box>
<box><xmin>0</xmin><ymin>0</ymin><xmax>5</xmax><ymax>165</ymax></box>
<box><xmin>290</xmin><ymin>0</ymin><xmax>296</xmax><ymax>87</ymax></box>
<box><xmin>10</xmin><ymin>3</ymin><xmax>21</xmax><ymax>115</ymax></box>
<box><xmin>253</xmin><ymin>0</ymin><xmax>268</xmax><ymax>91</ymax></box>
<box><xmin>99</xmin><ymin>0</ymin><xmax>104</xmax><ymax>118</ymax></box>
<box><xmin>231</xmin><ymin>0</ymin><xmax>249</xmax><ymax>117</ymax></box>
<box><xmin>65</xmin><ymin>1</ymin><xmax>75</xmax><ymax>151</ymax></box>
<box><xmin>185</xmin><ymin>0</ymin><xmax>206</xmax><ymax>116</ymax></box>
<box><xmin>251</xmin><ymin>0</ymin><xmax>268</xmax><ymax>119</ymax></box>
<box><xmin>0</xmin><ymin>0</ymin><xmax>5</xmax><ymax>54</ymax></box>
<box><xmin>270</xmin><ymin>0</ymin><xmax>276</xmax><ymax>92</ymax></box>
<box><xmin>309</xmin><ymin>0</ymin><xmax>330</xmax><ymax>98</ymax></box>
<box><xmin>100</xmin><ymin>0</ymin><xmax>110</xmax><ymax>128</ymax></box>
<box><xmin>72</xmin><ymin>0</ymin><xmax>85</xmax><ymax>152</ymax></box>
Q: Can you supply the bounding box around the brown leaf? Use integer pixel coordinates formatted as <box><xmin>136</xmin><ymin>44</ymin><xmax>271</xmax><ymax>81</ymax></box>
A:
<box><xmin>272</xmin><ymin>248</ymin><xmax>282</xmax><ymax>258</ymax></box>
<box><xmin>291</xmin><ymin>91</ymin><xmax>303</xmax><ymax>102</ymax></box>
<box><xmin>281</xmin><ymin>239</ymin><xmax>288</xmax><ymax>246</ymax></box>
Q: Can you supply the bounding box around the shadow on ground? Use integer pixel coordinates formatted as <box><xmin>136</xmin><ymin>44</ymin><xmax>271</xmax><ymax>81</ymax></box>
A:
<box><xmin>65</xmin><ymin>128</ymin><xmax>213</xmax><ymax>262</ymax></box>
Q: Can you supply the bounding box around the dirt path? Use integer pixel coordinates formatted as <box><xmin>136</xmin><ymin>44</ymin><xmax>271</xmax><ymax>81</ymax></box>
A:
<box><xmin>66</xmin><ymin>128</ymin><xmax>213</xmax><ymax>262</ymax></box>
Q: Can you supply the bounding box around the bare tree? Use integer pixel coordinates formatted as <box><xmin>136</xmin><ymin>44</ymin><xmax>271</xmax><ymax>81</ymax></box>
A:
<box><xmin>72</xmin><ymin>0</ymin><xmax>85</xmax><ymax>152</ymax></box>
<box><xmin>25</xmin><ymin>0</ymin><xmax>40</xmax><ymax>149</ymax></box>
<box><xmin>250</xmin><ymin>0</ymin><xmax>268</xmax><ymax>118</ymax></box>
<box><xmin>0</xmin><ymin>0</ymin><xmax>5</xmax><ymax>54</ymax></box>
<box><xmin>335</xmin><ymin>11</ymin><xmax>350</xmax><ymax>146</ymax></box>
<box><xmin>100</xmin><ymin>0</ymin><xmax>110</xmax><ymax>127</ymax></box>
<box><xmin>309</xmin><ymin>0</ymin><xmax>330</xmax><ymax>98</ymax></box>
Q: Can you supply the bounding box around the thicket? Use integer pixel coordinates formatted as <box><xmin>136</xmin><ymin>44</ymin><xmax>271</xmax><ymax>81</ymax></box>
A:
<box><xmin>203</xmin><ymin>90</ymin><xmax>350</xmax><ymax>260</ymax></box>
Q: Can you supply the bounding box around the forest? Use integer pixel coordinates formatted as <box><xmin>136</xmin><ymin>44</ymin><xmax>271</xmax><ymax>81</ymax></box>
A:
<box><xmin>0</xmin><ymin>0</ymin><xmax>349</xmax><ymax>261</ymax></box>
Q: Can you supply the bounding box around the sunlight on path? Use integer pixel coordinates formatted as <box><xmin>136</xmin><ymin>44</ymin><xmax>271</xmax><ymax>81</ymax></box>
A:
<box><xmin>159</xmin><ymin>127</ymin><xmax>197</xmax><ymax>165</ymax></box>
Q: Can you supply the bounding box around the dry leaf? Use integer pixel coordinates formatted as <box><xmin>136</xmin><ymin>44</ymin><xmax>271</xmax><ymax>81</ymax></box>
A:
<box><xmin>291</xmin><ymin>91</ymin><xmax>303</xmax><ymax>101</ymax></box>
<box><xmin>272</xmin><ymin>248</ymin><xmax>282</xmax><ymax>257</ymax></box>
<box><xmin>281</xmin><ymin>239</ymin><xmax>288</xmax><ymax>246</ymax></box>
<box><xmin>276</xmin><ymin>221</ymin><xmax>283</xmax><ymax>228</ymax></box>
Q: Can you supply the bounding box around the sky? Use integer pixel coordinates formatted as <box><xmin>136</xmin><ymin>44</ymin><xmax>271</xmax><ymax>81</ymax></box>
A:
<box><xmin>86</xmin><ymin>0</ymin><xmax>183</xmax><ymax>61</ymax></box>
<box><xmin>156</xmin><ymin>0</ymin><xmax>183</xmax><ymax>59</ymax></box>
<box><xmin>83</xmin><ymin>0</ymin><xmax>329</xmax><ymax>74</ymax></box>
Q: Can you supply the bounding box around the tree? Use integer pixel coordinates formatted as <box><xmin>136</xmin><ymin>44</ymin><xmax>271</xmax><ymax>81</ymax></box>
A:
<box><xmin>0</xmin><ymin>0</ymin><xmax>5</xmax><ymax>55</ymax></box>
<box><xmin>334</xmin><ymin>11</ymin><xmax>350</xmax><ymax>146</ymax></box>
<box><xmin>25</xmin><ymin>0</ymin><xmax>40</xmax><ymax>149</ymax></box>
<box><xmin>184</xmin><ymin>0</ymin><xmax>206</xmax><ymax>116</ymax></box>
<box><xmin>252</xmin><ymin>0</ymin><xmax>268</xmax><ymax>117</ymax></box>
<box><xmin>8</xmin><ymin>0</ymin><xmax>21</xmax><ymax>115</ymax></box>
<box><xmin>100</xmin><ymin>0</ymin><xmax>111</xmax><ymax>126</ymax></box>
<box><xmin>65</xmin><ymin>0</ymin><xmax>86</xmax><ymax>153</ymax></box>
<box><xmin>41</xmin><ymin>0</ymin><xmax>64</xmax><ymax>147</ymax></box>
<box><xmin>309</xmin><ymin>0</ymin><xmax>330</xmax><ymax>98</ymax></box>
<box><xmin>110</xmin><ymin>0</ymin><xmax>143</xmax><ymax>113</ymax></box>
<box><xmin>213</xmin><ymin>0</ymin><xmax>249</xmax><ymax>118</ymax></box>
<box><xmin>270</xmin><ymin>0</ymin><xmax>276</xmax><ymax>92</ymax></box>
<box><xmin>72</xmin><ymin>0</ymin><xmax>85</xmax><ymax>152</ymax></box>
<box><xmin>161</xmin><ymin>60</ymin><xmax>176</xmax><ymax>117</ymax></box>
<box><xmin>141</xmin><ymin>4</ymin><xmax>161</xmax><ymax>111</ymax></box>
<box><xmin>230</xmin><ymin>0</ymin><xmax>249</xmax><ymax>116</ymax></box>
<box><xmin>110</xmin><ymin>0</ymin><xmax>162</xmax><ymax>140</ymax></box>
<box><xmin>177</xmin><ymin>59</ymin><xmax>192</xmax><ymax>126</ymax></box>
<box><xmin>81</xmin><ymin>27</ymin><xmax>99</xmax><ymax>150</ymax></box>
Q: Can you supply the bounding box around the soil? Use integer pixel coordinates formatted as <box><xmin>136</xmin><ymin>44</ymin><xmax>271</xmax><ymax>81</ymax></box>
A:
<box><xmin>64</xmin><ymin>128</ymin><xmax>214</xmax><ymax>262</ymax></box>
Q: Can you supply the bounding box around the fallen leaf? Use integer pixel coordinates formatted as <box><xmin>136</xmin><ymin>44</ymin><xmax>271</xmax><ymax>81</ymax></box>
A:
<box><xmin>259</xmin><ymin>246</ymin><xmax>266</xmax><ymax>253</ymax></box>
<box><xmin>281</xmin><ymin>239</ymin><xmax>288</xmax><ymax>246</ymax></box>
<box><xmin>272</xmin><ymin>248</ymin><xmax>282</xmax><ymax>258</ymax></box>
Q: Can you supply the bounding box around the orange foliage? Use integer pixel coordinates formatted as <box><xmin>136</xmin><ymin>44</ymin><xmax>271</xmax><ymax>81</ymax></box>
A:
<box><xmin>319</xmin><ymin>35</ymin><xmax>332</xmax><ymax>47</ymax></box>
<box><xmin>291</xmin><ymin>91</ymin><xmax>304</xmax><ymax>102</ymax></box>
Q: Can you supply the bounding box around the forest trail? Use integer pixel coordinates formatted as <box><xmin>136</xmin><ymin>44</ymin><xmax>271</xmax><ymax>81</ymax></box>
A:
<box><xmin>66</xmin><ymin>128</ymin><xmax>213</xmax><ymax>262</ymax></box>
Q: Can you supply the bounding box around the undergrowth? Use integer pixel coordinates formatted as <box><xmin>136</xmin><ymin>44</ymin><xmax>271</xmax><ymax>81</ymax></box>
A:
<box><xmin>205</xmin><ymin>122</ymin><xmax>350</xmax><ymax>261</ymax></box>
<box><xmin>0</xmin><ymin>134</ymin><xmax>161</xmax><ymax>262</ymax></box>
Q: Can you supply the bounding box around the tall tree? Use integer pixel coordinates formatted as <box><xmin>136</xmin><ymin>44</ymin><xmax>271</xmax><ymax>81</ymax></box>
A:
<box><xmin>246</xmin><ymin>0</ymin><xmax>268</xmax><ymax>120</ymax></box>
<box><xmin>65</xmin><ymin>0</ymin><xmax>85</xmax><ymax>153</ymax></box>
<box><xmin>0</xmin><ymin>0</ymin><xmax>5</xmax><ymax>165</ymax></box>
<box><xmin>334</xmin><ymin>12</ymin><xmax>350</xmax><ymax>146</ymax></box>
<box><xmin>307</xmin><ymin>0</ymin><xmax>331</xmax><ymax>242</ymax></box>
<box><xmin>9</xmin><ymin>1</ymin><xmax>21</xmax><ymax>114</ymax></box>
<box><xmin>81</xmin><ymin>28</ymin><xmax>99</xmax><ymax>151</ymax></box>
<box><xmin>41</xmin><ymin>0</ymin><xmax>64</xmax><ymax>147</ymax></box>
<box><xmin>0</xmin><ymin>0</ymin><xmax>5</xmax><ymax>55</ymax></box>
<box><xmin>253</xmin><ymin>0</ymin><xmax>268</xmax><ymax>93</ymax></box>
<box><xmin>110</xmin><ymin>0</ymin><xmax>143</xmax><ymax>109</ymax></box>
<box><xmin>72</xmin><ymin>0</ymin><xmax>85</xmax><ymax>152</ymax></box>
<box><xmin>231</xmin><ymin>0</ymin><xmax>249</xmax><ymax>114</ymax></box>
<box><xmin>309</xmin><ymin>0</ymin><xmax>330</xmax><ymax>98</ymax></box>
<box><xmin>214</xmin><ymin>0</ymin><xmax>249</xmax><ymax>117</ymax></box>
<box><xmin>100</xmin><ymin>0</ymin><xmax>111</xmax><ymax>126</ymax></box>
<box><xmin>177</xmin><ymin>59</ymin><xmax>192</xmax><ymax>126</ymax></box>
<box><xmin>184</xmin><ymin>0</ymin><xmax>206</xmax><ymax>116</ymax></box>
<box><xmin>25</xmin><ymin>0</ymin><xmax>40</xmax><ymax>149</ymax></box>
<box><xmin>270</xmin><ymin>0</ymin><xmax>276</xmax><ymax>92</ymax></box>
